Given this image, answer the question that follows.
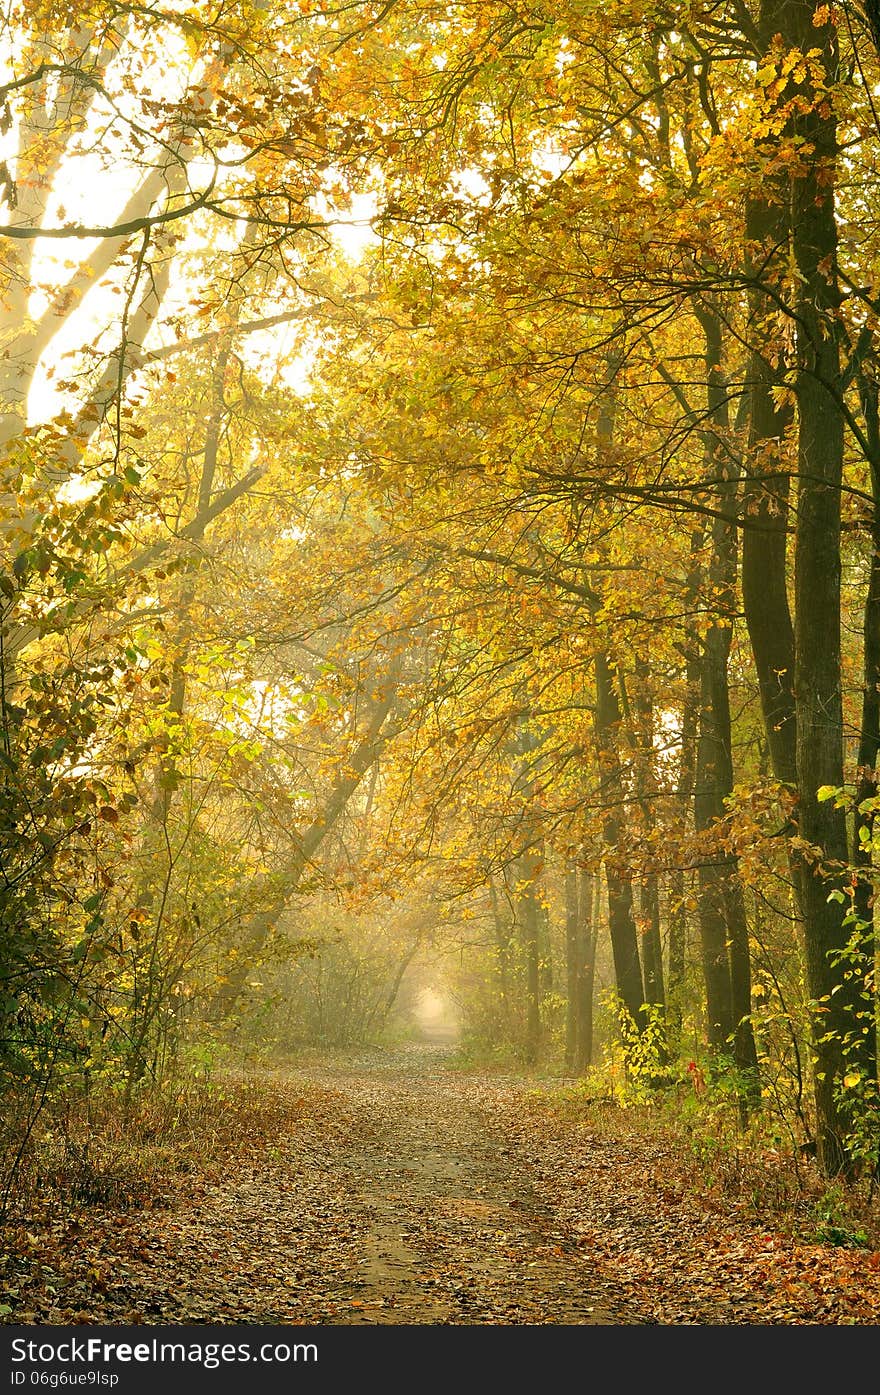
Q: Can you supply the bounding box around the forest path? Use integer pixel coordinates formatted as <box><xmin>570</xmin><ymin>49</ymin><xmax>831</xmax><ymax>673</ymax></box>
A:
<box><xmin>86</xmin><ymin>1047</ymin><xmax>632</xmax><ymax>1325</ymax></box>
<box><xmin>284</xmin><ymin>1046</ymin><xmax>623</xmax><ymax>1324</ymax></box>
<box><xmin>7</xmin><ymin>1046</ymin><xmax>880</xmax><ymax>1324</ymax></box>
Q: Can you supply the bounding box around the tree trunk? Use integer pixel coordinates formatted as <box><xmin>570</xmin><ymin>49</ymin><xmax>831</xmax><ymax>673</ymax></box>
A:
<box><xmin>639</xmin><ymin>875</ymin><xmax>665</xmax><ymax>1011</ymax></box>
<box><xmin>565</xmin><ymin>860</ymin><xmax>598</xmax><ymax>1072</ymax></box>
<box><xmin>565</xmin><ymin>859</ymin><xmax>580</xmax><ymax>1069</ymax></box>
<box><xmin>489</xmin><ymin>875</ymin><xmax>514</xmax><ymax>1035</ymax></box>
<box><xmin>538</xmin><ymin>895</ymin><xmax>553</xmax><ymax>994</ymax></box>
<box><xmin>517</xmin><ymin>845</ymin><xmax>543</xmax><ymax>1066</ymax></box>
<box><xmin>851</xmin><ymin>366</ymin><xmax>880</xmax><ymax>1103</ymax></box>
<box><xmin>692</xmin><ymin>305</ymin><xmax>759</xmax><ymax>1091</ymax></box>
<box><xmin>594</xmin><ymin>651</ymin><xmax>645</xmax><ymax>1028</ymax></box>
<box><xmin>740</xmin><ymin>0</ymin><xmax>804</xmax><ymax>973</ymax></box>
<box><xmin>668</xmin><ymin>554</ymin><xmax>701</xmax><ymax>1042</ymax></box>
<box><xmin>742</xmin><ymin>0</ymin><xmax>798</xmax><ymax>796</ymax></box>
<box><xmin>207</xmin><ymin>669</ymin><xmax>402</xmax><ymax>1023</ymax></box>
<box><xmin>574</xmin><ymin>868</ymin><xmax>599</xmax><ymax>1072</ymax></box>
<box><xmin>628</xmin><ymin>664</ymin><xmax>665</xmax><ymax>1013</ymax></box>
<box><xmin>789</xmin><ymin>4</ymin><xmax>876</xmax><ymax>1174</ymax></box>
<box><xmin>693</xmin><ymin>585</ymin><xmax>735</xmax><ymax>1053</ymax></box>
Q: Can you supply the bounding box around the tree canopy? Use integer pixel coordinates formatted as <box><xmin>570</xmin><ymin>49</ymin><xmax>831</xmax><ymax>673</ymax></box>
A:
<box><xmin>2</xmin><ymin>0</ymin><xmax>880</xmax><ymax>1197</ymax></box>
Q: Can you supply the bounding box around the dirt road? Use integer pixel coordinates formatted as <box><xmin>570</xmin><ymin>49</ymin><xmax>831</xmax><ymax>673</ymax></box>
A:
<box><xmin>7</xmin><ymin>1046</ymin><xmax>880</xmax><ymax>1324</ymax></box>
<box><xmin>288</xmin><ymin>1049</ymin><xmax>626</xmax><ymax>1324</ymax></box>
<box><xmin>99</xmin><ymin>1048</ymin><xmax>631</xmax><ymax>1324</ymax></box>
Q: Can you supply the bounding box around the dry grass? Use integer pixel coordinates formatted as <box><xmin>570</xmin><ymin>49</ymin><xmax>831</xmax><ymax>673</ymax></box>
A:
<box><xmin>533</xmin><ymin>1080</ymin><xmax>880</xmax><ymax>1252</ymax></box>
<box><xmin>0</xmin><ymin>1074</ymin><xmax>303</xmax><ymax>1221</ymax></box>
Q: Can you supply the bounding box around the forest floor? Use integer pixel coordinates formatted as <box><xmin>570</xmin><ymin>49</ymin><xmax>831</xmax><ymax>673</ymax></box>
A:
<box><xmin>3</xmin><ymin>1044</ymin><xmax>880</xmax><ymax>1325</ymax></box>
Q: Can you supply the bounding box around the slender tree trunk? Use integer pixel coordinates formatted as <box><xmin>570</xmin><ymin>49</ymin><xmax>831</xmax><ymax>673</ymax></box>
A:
<box><xmin>380</xmin><ymin>942</ymin><xmax>420</xmax><ymax>1027</ymax></box>
<box><xmin>594</xmin><ymin>652</ymin><xmax>645</xmax><ymax>1028</ymax></box>
<box><xmin>692</xmin><ymin>306</ymin><xmax>759</xmax><ymax>1092</ymax></box>
<box><xmin>565</xmin><ymin>859</ymin><xmax>598</xmax><ymax>1071</ymax></box>
<box><xmin>538</xmin><ymin>895</ymin><xmax>553</xmax><ymax>994</ymax></box>
<box><xmin>853</xmin><ymin>519</ymin><xmax>880</xmax><ymax>925</ymax></box>
<box><xmin>639</xmin><ymin>876</ymin><xmax>665</xmax><ymax>1011</ymax></box>
<box><xmin>668</xmin><ymin>551</ymin><xmax>701</xmax><ymax>1041</ymax></box>
<box><xmin>628</xmin><ymin>664</ymin><xmax>665</xmax><ymax>1013</ymax></box>
<box><xmin>517</xmin><ymin>845</ymin><xmax>543</xmax><ymax>1066</ymax></box>
<box><xmin>666</xmin><ymin>867</ymin><xmax>688</xmax><ymax>1045</ymax></box>
<box><xmin>692</xmin><ymin>531</ymin><xmax>736</xmax><ymax>1059</ymax></box>
<box><xmin>511</xmin><ymin>718</ymin><xmax>547</xmax><ymax>1064</ymax></box>
<box><xmin>587</xmin><ymin>358</ymin><xmax>644</xmax><ymax>1031</ymax></box>
<box><xmin>574</xmin><ymin>868</ymin><xmax>599</xmax><ymax>1072</ymax></box>
<box><xmin>565</xmin><ymin>859</ymin><xmax>580</xmax><ymax>1069</ymax></box>
<box><xmin>124</xmin><ymin>349</ymin><xmax>232</xmax><ymax>1096</ymax></box>
<box><xmin>725</xmin><ymin>877</ymin><xmax>760</xmax><ymax>1105</ymax></box>
<box><xmin>207</xmin><ymin>670</ymin><xmax>401</xmax><ymax>1023</ymax></box>
<box><xmin>489</xmin><ymin>875</ymin><xmax>514</xmax><ymax>1035</ymax></box>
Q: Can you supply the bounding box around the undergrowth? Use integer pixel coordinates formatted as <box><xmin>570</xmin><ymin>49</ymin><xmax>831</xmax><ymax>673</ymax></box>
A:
<box><xmin>0</xmin><ymin>1075</ymin><xmax>304</xmax><ymax>1223</ymax></box>
<box><xmin>534</xmin><ymin>1065</ymin><xmax>880</xmax><ymax>1253</ymax></box>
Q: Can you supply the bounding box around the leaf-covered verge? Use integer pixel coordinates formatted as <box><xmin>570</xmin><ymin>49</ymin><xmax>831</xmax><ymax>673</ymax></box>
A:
<box><xmin>1</xmin><ymin>1055</ymin><xmax>878</xmax><ymax>1326</ymax></box>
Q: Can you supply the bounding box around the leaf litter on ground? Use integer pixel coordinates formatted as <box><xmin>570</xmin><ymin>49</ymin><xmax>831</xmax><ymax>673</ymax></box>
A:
<box><xmin>2</xmin><ymin>1046</ymin><xmax>879</xmax><ymax>1325</ymax></box>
